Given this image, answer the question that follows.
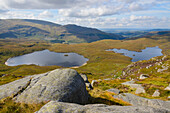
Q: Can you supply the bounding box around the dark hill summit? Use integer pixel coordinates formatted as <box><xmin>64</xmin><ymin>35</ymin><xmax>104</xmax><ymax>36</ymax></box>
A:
<box><xmin>63</xmin><ymin>24</ymin><xmax>124</xmax><ymax>42</ymax></box>
<box><xmin>0</xmin><ymin>19</ymin><xmax>124</xmax><ymax>43</ymax></box>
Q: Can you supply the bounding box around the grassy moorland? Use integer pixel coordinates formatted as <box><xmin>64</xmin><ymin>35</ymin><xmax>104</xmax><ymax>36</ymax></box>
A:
<box><xmin>0</xmin><ymin>37</ymin><xmax>169</xmax><ymax>113</ymax></box>
<box><xmin>0</xmin><ymin>37</ymin><xmax>169</xmax><ymax>84</ymax></box>
<box><xmin>50</xmin><ymin>38</ymin><xmax>169</xmax><ymax>78</ymax></box>
<box><xmin>0</xmin><ymin>39</ymin><xmax>60</xmax><ymax>85</ymax></box>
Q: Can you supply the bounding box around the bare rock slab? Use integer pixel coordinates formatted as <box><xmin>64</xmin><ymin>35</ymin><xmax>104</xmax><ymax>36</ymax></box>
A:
<box><xmin>113</xmin><ymin>93</ymin><xmax>170</xmax><ymax>111</ymax></box>
<box><xmin>121</xmin><ymin>81</ymin><xmax>145</xmax><ymax>94</ymax></box>
<box><xmin>0</xmin><ymin>76</ymin><xmax>32</xmax><ymax>100</ymax></box>
<box><xmin>13</xmin><ymin>69</ymin><xmax>88</xmax><ymax>104</ymax></box>
<box><xmin>36</xmin><ymin>101</ymin><xmax>169</xmax><ymax>113</ymax></box>
<box><xmin>106</xmin><ymin>88</ymin><xmax>120</xmax><ymax>94</ymax></box>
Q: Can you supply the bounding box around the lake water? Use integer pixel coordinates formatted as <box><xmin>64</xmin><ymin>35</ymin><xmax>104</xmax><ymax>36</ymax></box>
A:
<box><xmin>5</xmin><ymin>50</ymin><xmax>89</xmax><ymax>67</ymax></box>
<box><xmin>107</xmin><ymin>46</ymin><xmax>163</xmax><ymax>62</ymax></box>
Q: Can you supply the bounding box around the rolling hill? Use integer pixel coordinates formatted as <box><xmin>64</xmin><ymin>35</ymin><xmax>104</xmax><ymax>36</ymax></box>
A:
<box><xmin>127</xmin><ymin>31</ymin><xmax>170</xmax><ymax>41</ymax></box>
<box><xmin>102</xmin><ymin>28</ymin><xmax>170</xmax><ymax>38</ymax></box>
<box><xmin>0</xmin><ymin>19</ymin><xmax>124</xmax><ymax>43</ymax></box>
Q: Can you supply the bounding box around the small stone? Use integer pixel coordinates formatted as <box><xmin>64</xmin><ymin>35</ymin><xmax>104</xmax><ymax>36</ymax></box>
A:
<box><xmin>80</xmin><ymin>74</ymin><xmax>88</xmax><ymax>82</ymax></box>
<box><xmin>106</xmin><ymin>88</ymin><xmax>120</xmax><ymax>94</ymax></box>
<box><xmin>152</xmin><ymin>58</ymin><xmax>156</xmax><ymax>60</ymax></box>
<box><xmin>104</xmin><ymin>78</ymin><xmax>111</xmax><ymax>81</ymax></box>
<box><xmin>162</xmin><ymin>55</ymin><xmax>167</xmax><ymax>60</ymax></box>
<box><xmin>122</xmin><ymin>71</ymin><xmax>126</xmax><ymax>76</ymax></box>
<box><xmin>152</xmin><ymin>89</ymin><xmax>160</xmax><ymax>97</ymax></box>
<box><xmin>91</xmin><ymin>80</ymin><xmax>98</xmax><ymax>87</ymax></box>
<box><xmin>135</xmin><ymin>88</ymin><xmax>146</xmax><ymax>94</ymax></box>
<box><xmin>164</xmin><ymin>84</ymin><xmax>170</xmax><ymax>91</ymax></box>
<box><xmin>121</xmin><ymin>80</ymin><xmax>135</xmax><ymax>85</ymax></box>
<box><xmin>157</xmin><ymin>66</ymin><xmax>168</xmax><ymax>73</ymax></box>
<box><xmin>80</xmin><ymin>74</ymin><xmax>93</xmax><ymax>90</ymax></box>
<box><xmin>98</xmin><ymin>79</ymin><xmax>102</xmax><ymax>81</ymax></box>
<box><xmin>139</xmin><ymin>74</ymin><xmax>149</xmax><ymax>80</ymax></box>
<box><xmin>85</xmin><ymin>83</ymin><xmax>93</xmax><ymax>90</ymax></box>
<box><xmin>1</xmin><ymin>74</ymin><xmax>6</xmax><ymax>77</ymax></box>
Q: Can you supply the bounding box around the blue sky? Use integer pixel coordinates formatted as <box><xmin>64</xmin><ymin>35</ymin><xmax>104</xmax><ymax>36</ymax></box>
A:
<box><xmin>0</xmin><ymin>0</ymin><xmax>169</xmax><ymax>29</ymax></box>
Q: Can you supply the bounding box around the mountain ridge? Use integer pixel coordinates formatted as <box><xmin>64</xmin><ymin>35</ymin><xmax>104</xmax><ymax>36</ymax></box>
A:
<box><xmin>0</xmin><ymin>19</ymin><xmax>124</xmax><ymax>43</ymax></box>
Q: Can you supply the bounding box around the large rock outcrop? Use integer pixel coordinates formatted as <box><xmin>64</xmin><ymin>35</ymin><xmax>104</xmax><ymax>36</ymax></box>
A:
<box><xmin>0</xmin><ymin>76</ymin><xmax>32</xmax><ymax>100</ymax></box>
<box><xmin>113</xmin><ymin>93</ymin><xmax>170</xmax><ymax>111</ymax></box>
<box><xmin>0</xmin><ymin>69</ymin><xmax>88</xmax><ymax>104</ymax></box>
<box><xmin>36</xmin><ymin>101</ymin><xmax>169</xmax><ymax>113</ymax></box>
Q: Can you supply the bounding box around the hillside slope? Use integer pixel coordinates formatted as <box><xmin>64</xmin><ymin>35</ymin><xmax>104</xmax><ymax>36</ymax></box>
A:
<box><xmin>127</xmin><ymin>31</ymin><xmax>170</xmax><ymax>41</ymax></box>
<box><xmin>0</xmin><ymin>19</ymin><xmax>124</xmax><ymax>43</ymax></box>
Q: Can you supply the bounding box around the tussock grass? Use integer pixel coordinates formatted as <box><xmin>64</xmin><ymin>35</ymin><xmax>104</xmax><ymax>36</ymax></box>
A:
<box><xmin>88</xmin><ymin>88</ymin><xmax>131</xmax><ymax>106</ymax></box>
<box><xmin>0</xmin><ymin>97</ymin><xmax>45</xmax><ymax>113</ymax></box>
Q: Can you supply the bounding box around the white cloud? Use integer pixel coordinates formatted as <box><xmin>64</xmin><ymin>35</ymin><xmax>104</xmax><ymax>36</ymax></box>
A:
<box><xmin>0</xmin><ymin>10</ymin><xmax>36</xmax><ymax>19</ymax></box>
<box><xmin>130</xmin><ymin>15</ymin><xmax>155</xmax><ymax>21</ymax></box>
<box><xmin>58</xmin><ymin>0</ymin><xmax>167</xmax><ymax>18</ymax></box>
<box><xmin>59</xmin><ymin>6</ymin><xmax>120</xmax><ymax>17</ymax></box>
<box><xmin>38</xmin><ymin>10</ymin><xmax>54</xmax><ymax>18</ymax></box>
<box><xmin>0</xmin><ymin>0</ymin><xmax>169</xmax><ymax>28</ymax></box>
<box><xmin>55</xmin><ymin>15</ymin><xmax>170</xmax><ymax>28</ymax></box>
<box><xmin>0</xmin><ymin>0</ymin><xmax>94</xmax><ymax>9</ymax></box>
<box><xmin>0</xmin><ymin>0</ymin><xmax>169</xmax><ymax>18</ymax></box>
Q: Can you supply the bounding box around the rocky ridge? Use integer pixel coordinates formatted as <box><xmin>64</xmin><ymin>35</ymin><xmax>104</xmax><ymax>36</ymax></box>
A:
<box><xmin>119</xmin><ymin>55</ymin><xmax>170</xmax><ymax>99</ymax></box>
<box><xmin>0</xmin><ymin>68</ymin><xmax>170</xmax><ymax>113</ymax></box>
<box><xmin>0</xmin><ymin>69</ymin><xmax>88</xmax><ymax>104</ymax></box>
<box><xmin>121</xmin><ymin>55</ymin><xmax>169</xmax><ymax>79</ymax></box>
<box><xmin>113</xmin><ymin>93</ymin><xmax>170</xmax><ymax>111</ymax></box>
<box><xmin>36</xmin><ymin>101</ymin><xmax>169</xmax><ymax>113</ymax></box>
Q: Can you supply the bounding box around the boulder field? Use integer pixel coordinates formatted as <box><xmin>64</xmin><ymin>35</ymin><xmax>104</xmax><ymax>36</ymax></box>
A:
<box><xmin>0</xmin><ymin>69</ymin><xmax>169</xmax><ymax>113</ymax></box>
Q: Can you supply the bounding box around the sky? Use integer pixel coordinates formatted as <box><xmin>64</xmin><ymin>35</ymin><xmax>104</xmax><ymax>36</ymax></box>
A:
<box><xmin>0</xmin><ymin>0</ymin><xmax>170</xmax><ymax>29</ymax></box>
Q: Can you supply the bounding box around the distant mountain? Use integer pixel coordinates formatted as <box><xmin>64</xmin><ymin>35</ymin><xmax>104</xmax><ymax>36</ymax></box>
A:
<box><xmin>126</xmin><ymin>31</ymin><xmax>170</xmax><ymax>41</ymax></box>
<box><xmin>102</xmin><ymin>28</ymin><xmax>170</xmax><ymax>38</ymax></box>
<box><xmin>143</xmin><ymin>29</ymin><xmax>170</xmax><ymax>32</ymax></box>
<box><xmin>63</xmin><ymin>24</ymin><xmax>124</xmax><ymax>42</ymax></box>
<box><xmin>0</xmin><ymin>19</ymin><xmax>124</xmax><ymax>43</ymax></box>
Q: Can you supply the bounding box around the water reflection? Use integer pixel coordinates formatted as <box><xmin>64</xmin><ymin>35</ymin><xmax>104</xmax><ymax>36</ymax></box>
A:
<box><xmin>107</xmin><ymin>46</ymin><xmax>163</xmax><ymax>62</ymax></box>
<box><xmin>5</xmin><ymin>50</ymin><xmax>88</xmax><ymax>67</ymax></box>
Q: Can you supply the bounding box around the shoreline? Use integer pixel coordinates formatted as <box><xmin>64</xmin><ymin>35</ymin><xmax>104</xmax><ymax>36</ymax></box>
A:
<box><xmin>71</xmin><ymin>62</ymin><xmax>87</xmax><ymax>68</ymax></box>
<box><xmin>5</xmin><ymin>58</ymin><xmax>10</xmax><ymax>66</ymax></box>
<box><xmin>5</xmin><ymin>62</ymin><xmax>8</xmax><ymax>66</ymax></box>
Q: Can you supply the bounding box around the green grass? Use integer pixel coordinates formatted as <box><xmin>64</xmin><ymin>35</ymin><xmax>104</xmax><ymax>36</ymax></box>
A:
<box><xmin>0</xmin><ymin>97</ymin><xmax>45</xmax><ymax>113</ymax></box>
<box><xmin>119</xmin><ymin>55</ymin><xmax>170</xmax><ymax>100</ymax></box>
<box><xmin>0</xmin><ymin>38</ymin><xmax>169</xmax><ymax>84</ymax></box>
<box><xmin>0</xmin><ymin>37</ymin><xmax>169</xmax><ymax>112</ymax></box>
